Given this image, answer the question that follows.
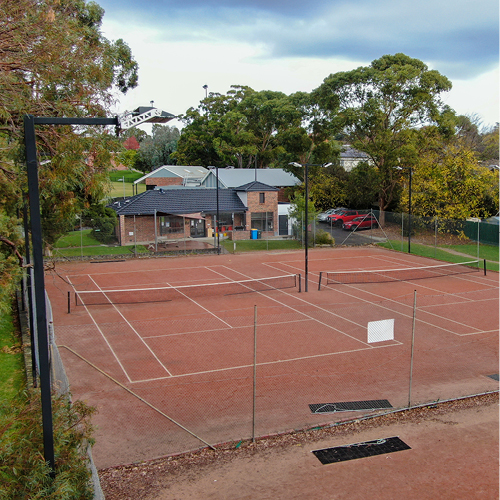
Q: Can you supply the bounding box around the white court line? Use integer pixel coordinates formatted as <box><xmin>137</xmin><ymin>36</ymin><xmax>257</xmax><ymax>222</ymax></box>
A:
<box><xmin>142</xmin><ymin>318</ymin><xmax>312</xmax><ymax>340</ymax></box>
<box><xmin>66</xmin><ymin>277</ymin><xmax>133</xmax><ymax>383</ymax></box>
<box><xmin>67</xmin><ymin>263</ymin><xmax>230</xmax><ymax>279</ymax></box>
<box><xmin>262</xmin><ymin>260</ymin><xmax>491</xmax><ymax>336</ymax></box>
<box><xmin>210</xmin><ymin>266</ymin><xmax>373</xmax><ymax>346</ymax></box>
<box><xmin>88</xmin><ymin>276</ymin><xmax>173</xmax><ymax>377</ymax></box>
<box><xmin>129</xmin><ymin>342</ymin><xmax>401</xmax><ymax>384</ymax></box>
<box><xmin>165</xmin><ymin>281</ymin><xmax>233</xmax><ymax>328</ymax></box>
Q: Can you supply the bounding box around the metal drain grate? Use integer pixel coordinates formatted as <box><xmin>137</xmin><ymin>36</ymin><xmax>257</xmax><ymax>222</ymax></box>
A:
<box><xmin>312</xmin><ymin>436</ymin><xmax>411</xmax><ymax>464</ymax></box>
<box><xmin>487</xmin><ymin>374</ymin><xmax>499</xmax><ymax>381</ymax></box>
<box><xmin>309</xmin><ymin>399</ymin><xmax>392</xmax><ymax>413</ymax></box>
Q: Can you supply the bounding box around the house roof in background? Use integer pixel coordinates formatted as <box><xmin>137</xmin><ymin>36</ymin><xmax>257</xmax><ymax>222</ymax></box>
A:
<box><xmin>203</xmin><ymin>168</ymin><xmax>299</xmax><ymax>188</ymax></box>
<box><xmin>134</xmin><ymin>166</ymin><xmax>208</xmax><ymax>183</ymax></box>
<box><xmin>340</xmin><ymin>146</ymin><xmax>371</xmax><ymax>159</ymax></box>
<box><xmin>109</xmin><ymin>188</ymin><xmax>247</xmax><ymax>216</ymax></box>
<box><xmin>235</xmin><ymin>181</ymin><xmax>279</xmax><ymax>192</ymax></box>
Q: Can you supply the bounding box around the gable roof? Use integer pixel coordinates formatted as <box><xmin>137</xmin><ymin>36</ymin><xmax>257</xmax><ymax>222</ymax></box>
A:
<box><xmin>340</xmin><ymin>146</ymin><xmax>371</xmax><ymax>160</ymax></box>
<box><xmin>109</xmin><ymin>188</ymin><xmax>247</xmax><ymax>216</ymax></box>
<box><xmin>134</xmin><ymin>166</ymin><xmax>208</xmax><ymax>183</ymax></box>
<box><xmin>235</xmin><ymin>181</ymin><xmax>279</xmax><ymax>192</ymax></box>
<box><xmin>202</xmin><ymin>168</ymin><xmax>299</xmax><ymax>188</ymax></box>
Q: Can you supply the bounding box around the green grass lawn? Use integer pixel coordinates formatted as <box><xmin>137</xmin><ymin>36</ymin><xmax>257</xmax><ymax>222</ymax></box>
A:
<box><xmin>109</xmin><ymin>170</ymin><xmax>144</xmax><ymax>182</ymax></box>
<box><xmin>377</xmin><ymin>240</ymin><xmax>499</xmax><ymax>272</ymax></box>
<box><xmin>54</xmin><ymin>229</ymin><xmax>100</xmax><ymax>248</ymax></box>
<box><xmin>222</xmin><ymin>239</ymin><xmax>303</xmax><ymax>252</ymax></box>
<box><xmin>439</xmin><ymin>243</ymin><xmax>499</xmax><ymax>262</ymax></box>
<box><xmin>109</xmin><ymin>180</ymin><xmax>146</xmax><ymax>198</ymax></box>
<box><xmin>52</xmin><ymin>244</ymin><xmax>149</xmax><ymax>257</ymax></box>
<box><xmin>0</xmin><ymin>305</ymin><xmax>25</xmax><ymax>400</ymax></box>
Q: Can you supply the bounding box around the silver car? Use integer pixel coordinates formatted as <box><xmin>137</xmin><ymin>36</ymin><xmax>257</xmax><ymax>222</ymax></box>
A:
<box><xmin>317</xmin><ymin>207</ymin><xmax>346</xmax><ymax>222</ymax></box>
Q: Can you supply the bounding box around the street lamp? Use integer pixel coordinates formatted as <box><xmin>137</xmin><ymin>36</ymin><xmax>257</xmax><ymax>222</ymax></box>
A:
<box><xmin>289</xmin><ymin>162</ymin><xmax>332</xmax><ymax>291</ymax></box>
<box><xmin>203</xmin><ymin>84</ymin><xmax>208</xmax><ymax>98</ymax></box>
<box><xmin>397</xmin><ymin>166</ymin><xmax>413</xmax><ymax>254</ymax></box>
<box><xmin>23</xmin><ymin>105</ymin><xmax>174</xmax><ymax>474</ymax></box>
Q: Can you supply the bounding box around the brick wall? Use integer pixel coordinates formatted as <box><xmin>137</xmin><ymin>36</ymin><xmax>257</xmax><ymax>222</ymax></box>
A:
<box><xmin>119</xmin><ymin>215</ymin><xmax>189</xmax><ymax>245</ymax></box>
<box><xmin>145</xmin><ymin>177</ymin><xmax>182</xmax><ymax>187</ymax></box>
<box><xmin>245</xmin><ymin>191</ymin><xmax>278</xmax><ymax>234</ymax></box>
<box><xmin>277</xmin><ymin>188</ymin><xmax>289</xmax><ymax>202</ymax></box>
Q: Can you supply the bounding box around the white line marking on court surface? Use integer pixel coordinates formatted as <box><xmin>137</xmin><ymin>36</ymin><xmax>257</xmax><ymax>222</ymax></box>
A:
<box><xmin>88</xmin><ymin>276</ymin><xmax>173</xmax><ymax>377</ymax></box>
<box><xmin>67</xmin><ymin>277</ymin><xmax>133</xmax><ymax>383</ymax></box>
<box><xmin>210</xmin><ymin>266</ymin><xmax>373</xmax><ymax>346</ymax></box>
<box><xmin>264</xmin><ymin>260</ymin><xmax>492</xmax><ymax>336</ymax></box>
<box><xmin>130</xmin><ymin>343</ymin><xmax>400</xmax><ymax>384</ymax></box>
<box><xmin>165</xmin><ymin>281</ymin><xmax>233</xmax><ymax>328</ymax></box>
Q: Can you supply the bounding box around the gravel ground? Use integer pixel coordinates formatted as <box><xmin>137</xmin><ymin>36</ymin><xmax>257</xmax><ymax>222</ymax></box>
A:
<box><xmin>99</xmin><ymin>392</ymin><xmax>498</xmax><ymax>500</ymax></box>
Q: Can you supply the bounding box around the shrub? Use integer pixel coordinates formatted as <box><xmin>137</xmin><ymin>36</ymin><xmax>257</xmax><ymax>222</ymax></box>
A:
<box><xmin>315</xmin><ymin>230</ymin><xmax>335</xmax><ymax>246</ymax></box>
<box><xmin>0</xmin><ymin>390</ymin><xmax>96</xmax><ymax>499</ymax></box>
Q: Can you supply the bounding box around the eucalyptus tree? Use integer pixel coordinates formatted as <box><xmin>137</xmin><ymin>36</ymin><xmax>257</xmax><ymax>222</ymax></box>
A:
<box><xmin>312</xmin><ymin>53</ymin><xmax>452</xmax><ymax>222</ymax></box>
<box><xmin>136</xmin><ymin>124</ymin><xmax>180</xmax><ymax>172</ymax></box>
<box><xmin>0</xmin><ymin>0</ymin><xmax>138</xmax><ymax>303</ymax></box>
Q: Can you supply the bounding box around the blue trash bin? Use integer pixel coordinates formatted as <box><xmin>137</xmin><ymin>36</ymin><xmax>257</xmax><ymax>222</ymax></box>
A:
<box><xmin>251</xmin><ymin>229</ymin><xmax>258</xmax><ymax>240</ymax></box>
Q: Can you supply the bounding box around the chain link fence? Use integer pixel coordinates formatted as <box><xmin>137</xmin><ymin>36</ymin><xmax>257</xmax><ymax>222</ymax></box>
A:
<box><xmin>48</xmin><ymin>285</ymin><xmax>499</xmax><ymax>468</ymax></box>
<box><xmin>371</xmin><ymin>210</ymin><xmax>499</xmax><ymax>249</ymax></box>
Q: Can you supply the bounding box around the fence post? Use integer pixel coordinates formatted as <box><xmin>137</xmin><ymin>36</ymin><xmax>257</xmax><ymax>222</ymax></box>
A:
<box><xmin>252</xmin><ymin>305</ymin><xmax>257</xmax><ymax>443</ymax></box>
<box><xmin>401</xmin><ymin>213</ymin><xmax>404</xmax><ymax>251</ymax></box>
<box><xmin>408</xmin><ymin>290</ymin><xmax>417</xmax><ymax>407</ymax></box>
<box><xmin>434</xmin><ymin>218</ymin><xmax>438</xmax><ymax>259</ymax></box>
<box><xmin>477</xmin><ymin>221</ymin><xmax>480</xmax><ymax>260</ymax></box>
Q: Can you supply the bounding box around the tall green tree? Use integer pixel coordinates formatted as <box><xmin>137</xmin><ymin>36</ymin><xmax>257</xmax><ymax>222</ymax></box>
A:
<box><xmin>400</xmin><ymin>139</ymin><xmax>499</xmax><ymax>220</ymax></box>
<box><xmin>0</xmin><ymin>0</ymin><xmax>138</xmax><ymax>300</ymax></box>
<box><xmin>175</xmin><ymin>85</ymin><xmax>339</xmax><ymax>170</ymax></box>
<box><xmin>312</xmin><ymin>53</ymin><xmax>452</xmax><ymax>221</ymax></box>
<box><xmin>136</xmin><ymin>124</ymin><xmax>180</xmax><ymax>171</ymax></box>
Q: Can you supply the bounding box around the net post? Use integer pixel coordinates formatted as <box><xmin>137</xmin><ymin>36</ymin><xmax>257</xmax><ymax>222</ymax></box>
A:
<box><xmin>318</xmin><ymin>272</ymin><xmax>322</xmax><ymax>291</ymax></box>
<box><xmin>67</xmin><ymin>291</ymin><xmax>71</xmax><ymax>314</ymax></box>
<box><xmin>483</xmin><ymin>259</ymin><xmax>487</xmax><ymax>275</ymax></box>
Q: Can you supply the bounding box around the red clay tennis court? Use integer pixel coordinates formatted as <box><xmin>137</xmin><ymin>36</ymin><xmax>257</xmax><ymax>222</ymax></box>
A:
<box><xmin>44</xmin><ymin>246</ymin><xmax>499</xmax><ymax>468</ymax></box>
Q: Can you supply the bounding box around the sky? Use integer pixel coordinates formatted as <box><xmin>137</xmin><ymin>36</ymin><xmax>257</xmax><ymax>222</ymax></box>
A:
<box><xmin>98</xmin><ymin>0</ymin><xmax>499</xmax><ymax>131</ymax></box>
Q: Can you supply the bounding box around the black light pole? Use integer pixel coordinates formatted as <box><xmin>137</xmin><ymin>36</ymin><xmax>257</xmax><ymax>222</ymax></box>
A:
<box><xmin>408</xmin><ymin>167</ymin><xmax>412</xmax><ymax>254</ymax></box>
<box><xmin>216</xmin><ymin>165</ymin><xmax>220</xmax><ymax>254</ymax></box>
<box><xmin>24</xmin><ymin>109</ymin><xmax>175</xmax><ymax>475</ymax></box>
<box><xmin>289</xmin><ymin>162</ymin><xmax>332</xmax><ymax>292</ymax></box>
<box><xmin>24</xmin><ymin>115</ymin><xmax>118</xmax><ymax>474</ymax></box>
<box><xmin>397</xmin><ymin>166</ymin><xmax>413</xmax><ymax>254</ymax></box>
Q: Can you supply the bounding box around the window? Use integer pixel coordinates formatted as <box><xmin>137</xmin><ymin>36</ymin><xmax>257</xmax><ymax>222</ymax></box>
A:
<box><xmin>251</xmin><ymin>212</ymin><xmax>273</xmax><ymax>231</ymax></box>
<box><xmin>259</xmin><ymin>192</ymin><xmax>265</xmax><ymax>203</ymax></box>
<box><xmin>159</xmin><ymin>216</ymin><xmax>184</xmax><ymax>236</ymax></box>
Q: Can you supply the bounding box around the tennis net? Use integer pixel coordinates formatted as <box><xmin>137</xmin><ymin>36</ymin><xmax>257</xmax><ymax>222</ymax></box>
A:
<box><xmin>73</xmin><ymin>273</ymin><xmax>301</xmax><ymax>308</ymax></box>
<box><xmin>318</xmin><ymin>260</ymin><xmax>485</xmax><ymax>288</ymax></box>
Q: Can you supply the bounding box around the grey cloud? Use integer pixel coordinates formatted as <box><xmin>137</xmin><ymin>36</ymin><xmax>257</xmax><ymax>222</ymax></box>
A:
<box><xmin>99</xmin><ymin>0</ymin><xmax>499</xmax><ymax>79</ymax></box>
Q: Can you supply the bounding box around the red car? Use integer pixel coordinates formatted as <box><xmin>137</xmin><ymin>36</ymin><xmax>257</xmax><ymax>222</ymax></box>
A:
<box><xmin>326</xmin><ymin>209</ymin><xmax>360</xmax><ymax>227</ymax></box>
<box><xmin>342</xmin><ymin>215</ymin><xmax>379</xmax><ymax>231</ymax></box>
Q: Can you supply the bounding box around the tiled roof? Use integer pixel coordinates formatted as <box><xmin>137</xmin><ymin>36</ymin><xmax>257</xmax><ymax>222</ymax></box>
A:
<box><xmin>235</xmin><ymin>181</ymin><xmax>278</xmax><ymax>192</ymax></box>
<box><xmin>109</xmin><ymin>188</ymin><xmax>247</xmax><ymax>216</ymax></box>
<box><xmin>340</xmin><ymin>146</ymin><xmax>370</xmax><ymax>159</ymax></box>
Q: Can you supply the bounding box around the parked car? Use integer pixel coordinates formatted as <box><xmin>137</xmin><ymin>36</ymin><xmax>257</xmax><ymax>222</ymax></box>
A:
<box><xmin>342</xmin><ymin>215</ymin><xmax>379</xmax><ymax>231</ymax></box>
<box><xmin>326</xmin><ymin>209</ymin><xmax>360</xmax><ymax>227</ymax></box>
<box><xmin>317</xmin><ymin>207</ymin><xmax>346</xmax><ymax>222</ymax></box>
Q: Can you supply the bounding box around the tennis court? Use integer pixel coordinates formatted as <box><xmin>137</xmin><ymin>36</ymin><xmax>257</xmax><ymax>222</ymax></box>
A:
<box><xmin>45</xmin><ymin>246</ymin><xmax>499</xmax><ymax>468</ymax></box>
